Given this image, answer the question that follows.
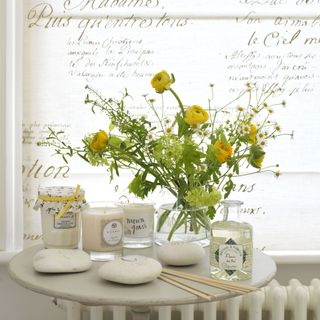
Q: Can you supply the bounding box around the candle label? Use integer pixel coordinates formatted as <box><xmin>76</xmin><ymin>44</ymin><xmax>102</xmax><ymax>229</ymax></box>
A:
<box><xmin>101</xmin><ymin>219</ymin><xmax>123</xmax><ymax>246</ymax></box>
<box><xmin>125</xmin><ymin>215</ymin><xmax>151</xmax><ymax>238</ymax></box>
<box><xmin>53</xmin><ymin>211</ymin><xmax>76</xmax><ymax>229</ymax></box>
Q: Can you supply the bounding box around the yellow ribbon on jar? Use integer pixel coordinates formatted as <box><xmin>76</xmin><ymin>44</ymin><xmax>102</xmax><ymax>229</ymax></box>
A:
<box><xmin>38</xmin><ymin>184</ymin><xmax>85</xmax><ymax>220</ymax></box>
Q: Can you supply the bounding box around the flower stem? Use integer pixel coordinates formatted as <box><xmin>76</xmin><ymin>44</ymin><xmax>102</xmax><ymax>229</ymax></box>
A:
<box><xmin>169</xmin><ymin>88</ymin><xmax>185</xmax><ymax>115</ymax></box>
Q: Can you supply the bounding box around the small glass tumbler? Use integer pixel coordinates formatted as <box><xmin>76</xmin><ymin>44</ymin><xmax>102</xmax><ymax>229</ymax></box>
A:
<box><xmin>34</xmin><ymin>186</ymin><xmax>85</xmax><ymax>249</ymax></box>
<box><xmin>81</xmin><ymin>202</ymin><xmax>124</xmax><ymax>261</ymax></box>
<box><xmin>121</xmin><ymin>202</ymin><xmax>155</xmax><ymax>248</ymax></box>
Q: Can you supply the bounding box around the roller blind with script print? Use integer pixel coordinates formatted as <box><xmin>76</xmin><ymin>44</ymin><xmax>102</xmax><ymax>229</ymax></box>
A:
<box><xmin>23</xmin><ymin>0</ymin><xmax>320</xmax><ymax>250</ymax></box>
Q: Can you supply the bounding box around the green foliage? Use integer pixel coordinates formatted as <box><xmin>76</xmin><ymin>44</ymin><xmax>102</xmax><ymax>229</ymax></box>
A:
<box><xmin>39</xmin><ymin>75</ymin><xmax>291</xmax><ymax>238</ymax></box>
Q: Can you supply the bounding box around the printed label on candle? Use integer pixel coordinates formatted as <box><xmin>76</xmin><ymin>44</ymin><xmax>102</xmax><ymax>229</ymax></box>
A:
<box><xmin>101</xmin><ymin>219</ymin><xmax>123</xmax><ymax>246</ymax></box>
<box><xmin>218</xmin><ymin>244</ymin><xmax>243</xmax><ymax>270</ymax></box>
<box><xmin>53</xmin><ymin>211</ymin><xmax>76</xmax><ymax>229</ymax></box>
<box><xmin>125</xmin><ymin>215</ymin><xmax>150</xmax><ymax>238</ymax></box>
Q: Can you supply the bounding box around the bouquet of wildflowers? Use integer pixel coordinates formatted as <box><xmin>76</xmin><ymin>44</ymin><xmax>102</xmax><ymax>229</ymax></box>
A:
<box><xmin>42</xmin><ymin>70</ymin><xmax>289</xmax><ymax>239</ymax></box>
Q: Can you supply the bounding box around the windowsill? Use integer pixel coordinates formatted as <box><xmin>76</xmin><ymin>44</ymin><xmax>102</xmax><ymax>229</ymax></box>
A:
<box><xmin>266</xmin><ymin>250</ymin><xmax>320</xmax><ymax>264</ymax></box>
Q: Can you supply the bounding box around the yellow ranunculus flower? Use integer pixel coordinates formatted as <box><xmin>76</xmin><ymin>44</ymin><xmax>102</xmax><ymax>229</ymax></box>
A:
<box><xmin>184</xmin><ymin>105</ymin><xmax>209</xmax><ymax>128</ymax></box>
<box><xmin>151</xmin><ymin>70</ymin><xmax>172</xmax><ymax>93</ymax></box>
<box><xmin>90</xmin><ymin>130</ymin><xmax>109</xmax><ymax>152</ymax></box>
<box><xmin>213</xmin><ymin>140</ymin><xmax>233</xmax><ymax>164</ymax></box>
<box><xmin>248</xmin><ymin>124</ymin><xmax>257</xmax><ymax>144</ymax></box>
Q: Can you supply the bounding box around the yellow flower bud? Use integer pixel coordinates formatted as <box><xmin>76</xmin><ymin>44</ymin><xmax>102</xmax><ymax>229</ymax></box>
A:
<box><xmin>151</xmin><ymin>70</ymin><xmax>172</xmax><ymax>93</ymax></box>
<box><xmin>90</xmin><ymin>130</ymin><xmax>109</xmax><ymax>153</ymax></box>
<box><xmin>184</xmin><ymin>105</ymin><xmax>209</xmax><ymax>128</ymax></box>
<box><xmin>248</xmin><ymin>145</ymin><xmax>265</xmax><ymax>169</ymax></box>
<box><xmin>213</xmin><ymin>140</ymin><xmax>233</xmax><ymax>164</ymax></box>
<box><xmin>248</xmin><ymin>124</ymin><xmax>257</xmax><ymax>144</ymax></box>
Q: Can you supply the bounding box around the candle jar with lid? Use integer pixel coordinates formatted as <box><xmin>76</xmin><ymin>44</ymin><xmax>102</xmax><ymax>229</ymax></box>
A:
<box><xmin>34</xmin><ymin>185</ymin><xmax>85</xmax><ymax>249</ymax></box>
<box><xmin>210</xmin><ymin>200</ymin><xmax>253</xmax><ymax>281</ymax></box>
<box><xmin>81</xmin><ymin>202</ymin><xmax>124</xmax><ymax>261</ymax></box>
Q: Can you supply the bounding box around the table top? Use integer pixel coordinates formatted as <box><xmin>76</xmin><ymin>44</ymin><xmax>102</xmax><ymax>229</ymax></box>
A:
<box><xmin>8</xmin><ymin>244</ymin><xmax>276</xmax><ymax>307</ymax></box>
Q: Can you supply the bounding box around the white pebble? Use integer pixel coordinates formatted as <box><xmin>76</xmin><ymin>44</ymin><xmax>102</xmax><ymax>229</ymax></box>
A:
<box><xmin>33</xmin><ymin>249</ymin><xmax>92</xmax><ymax>273</ymax></box>
<box><xmin>157</xmin><ymin>242</ymin><xmax>205</xmax><ymax>266</ymax></box>
<box><xmin>98</xmin><ymin>255</ymin><xmax>162</xmax><ymax>284</ymax></box>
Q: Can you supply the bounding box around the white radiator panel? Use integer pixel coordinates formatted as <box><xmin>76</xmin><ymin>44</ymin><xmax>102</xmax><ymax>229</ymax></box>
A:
<box><xmin>58</xmin><ymin>279</ymin><xmax>320</xmax><ymax>320</ymax></box>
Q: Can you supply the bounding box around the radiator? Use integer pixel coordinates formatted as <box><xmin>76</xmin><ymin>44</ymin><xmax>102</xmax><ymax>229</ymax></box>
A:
<box><xmin>56</xmin><ymin>279</ymin><xmax>320</xmax><ymax>320</ymax></box>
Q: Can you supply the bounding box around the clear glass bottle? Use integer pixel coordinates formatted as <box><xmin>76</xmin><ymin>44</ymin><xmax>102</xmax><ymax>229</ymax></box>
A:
<box><xmin>210</xmin><ymin>200</ymin><xmax>253</xmax><ymax>281</ymax></box>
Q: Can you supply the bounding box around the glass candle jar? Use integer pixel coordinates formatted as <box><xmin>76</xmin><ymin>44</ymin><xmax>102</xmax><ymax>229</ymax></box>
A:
<box><xmin>121</xmin><ymin>202</ymin><xmax>155</xmax><ymax>248</ymax></box>
<box><xmin>34</xmin><ymin>185</ymin><xmax>86</xmax><ymax>249</ymax></box>
<box><xmin>81</xmin><ymin>202</ymin><xmax>124</xmax><ymax>261</ymax></box>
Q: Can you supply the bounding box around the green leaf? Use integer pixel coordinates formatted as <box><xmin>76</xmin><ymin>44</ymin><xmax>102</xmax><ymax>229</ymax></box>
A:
<box><xmin>128</xmin><ymin>174</ymin><xmax>144</xmax><ymax>198</ymax></box>
<box><xmin>176</xmin><ymin>113</ymin><xmax>188</xmax><ymax>137</ymax></box>
<box><xmin>224</xmin><ymin>179</ymin><xmax>234</xmax><ymax>198</ymax></box>
<box><xmin>220</xmin><ymin>132</ymin><xmax>228</xmax><ymax>147</ymax></box>
<box><xmin>108</xmin><ymin>162</ymin><xmax>119</xmax><ymax>181</ymax></box>
<box><xmin>128</xmin><ymin>172</ymin><xmax>154</xmax><ymax>199</ymax></box>
<box><xmin>156</xmin><ymin>210</ymin><xmax>171</xmax><ymax>232</ymax></box>
<box><xmin>195</xmin><ymin>211</ymin><xmax>211</xmax><ymax>231</ymax></box>
<box><xmin>207</xmin><ymin>144</ymin><xmax>217</xmax><ymax>159</ymax></box>
<box><xmin>207</xmin><ymin>206</ymin><xmax>216</xmax><ymax>220</ymax></box>
<box><xmin>109</xmin><ymin>122</ymin><xmax>116</xmax><ymax>131</ymax></box>
<box><xmin>109</xmin><ymin>136</ymin><xmax>123</xmax><ymax>148</ymax></box>
<box><xmin>191</xmin><ymin>213</ymin><xmax>200</xmax><ymax>234</ymax></box>
<box><xmin>182</xmin><ymin>141</ymin><xmax>202</xmax><ymax>173</ymax></box>
<box><xmin>167</xmin><ymin>211</ymin><xmax>187</xmax><ymax>241</ymax></box>
<box><xmin>234</xmin><ymin>161</ymin><xmax>239</xmax><ymax>174</ymax></box>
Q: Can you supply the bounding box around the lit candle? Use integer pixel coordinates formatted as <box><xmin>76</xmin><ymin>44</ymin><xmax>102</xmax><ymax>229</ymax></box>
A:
<box><xmin>121</xmin><ymin>203</ymin><xmax>154</xmax><ymax>248</ymax></box>
<box><xmin>81</xmin><ymin>202</ymin><xmax>124</xmax><ymax>261</ymax></box>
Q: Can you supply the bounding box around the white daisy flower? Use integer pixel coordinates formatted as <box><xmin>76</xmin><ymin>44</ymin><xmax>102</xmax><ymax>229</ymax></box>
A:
<box><xmin>274</xmin><ymin>124</ymin><xmax>281</xmax><ymax>132</ymax></box>
<box><xmin>146</xmin><ymin>132</ymin><xmax>155</xmax><ymax>141</ymax></box>
<box><xmin>267</xmin><ymin>108</ymin><xmax>274</xmax><ymax>114</ymax></box>
<box><xmin>257</xmin><ymin>137</ymin><xmax>268</xmax><ymax>147</ymax></box>
<box><xmin>163</xmin><ymin>117</ymin><xmax>172</xmax><ymax>126</ymax></box>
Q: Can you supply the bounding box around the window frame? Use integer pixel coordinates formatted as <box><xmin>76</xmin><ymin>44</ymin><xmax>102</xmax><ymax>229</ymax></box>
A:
<box><xmin>0</xmin><ymin>0</ymin><xmax>23</xmax><ymax>255</ymax></box>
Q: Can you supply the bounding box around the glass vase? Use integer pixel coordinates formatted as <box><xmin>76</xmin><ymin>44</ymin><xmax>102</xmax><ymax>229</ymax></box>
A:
<box><xmin>155</xmin><ymin>203</ymin><xmax>210</xmax><ymax>247</ymax></box>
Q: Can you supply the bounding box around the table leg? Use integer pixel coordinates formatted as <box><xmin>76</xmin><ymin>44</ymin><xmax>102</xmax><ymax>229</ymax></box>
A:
<box><xmin>130</xmin><ymin>307</ymin><xmax>151</xmax><ymax>320</ymax></box>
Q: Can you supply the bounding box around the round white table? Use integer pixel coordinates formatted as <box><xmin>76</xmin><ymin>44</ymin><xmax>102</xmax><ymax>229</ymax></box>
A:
<box><xmin>8</xmin><ymin>245</ymin><xmax>276</xmax><ymax>320</ymax></box>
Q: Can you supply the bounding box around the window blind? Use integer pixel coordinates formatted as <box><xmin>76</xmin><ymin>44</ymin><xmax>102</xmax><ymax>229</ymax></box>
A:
<box><xmin>22</xmin><ymin>0</ymin><xmax>320</xmax><ymax>251</ymax></box>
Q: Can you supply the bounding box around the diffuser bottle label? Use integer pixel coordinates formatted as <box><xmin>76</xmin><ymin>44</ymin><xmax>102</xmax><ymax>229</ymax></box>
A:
<box><xmin>101</xmin><ymin>219</ymin><xmax>123</xmax><ymax>246</ymax></box>
<box><xmin>218</xmin><ymin>243</ymin><xmax>244</xmax><ymax>270</ymax></box>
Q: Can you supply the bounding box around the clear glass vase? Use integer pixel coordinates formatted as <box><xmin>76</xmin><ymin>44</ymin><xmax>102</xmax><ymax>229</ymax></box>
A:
<box><xmin>155</xmin><ymin>203</ymin><xmax>210</xmax><ymax>247</ymax></box>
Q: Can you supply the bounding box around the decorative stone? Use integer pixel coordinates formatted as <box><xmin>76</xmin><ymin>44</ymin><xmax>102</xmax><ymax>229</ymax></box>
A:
<box><xmin>98</xmin><ymin>255</ymin><xmax>162</xmax><ymax>284</ymax></box>
<box><xmin>157</xmin><ymin>242</ymin><xmax>205</xmax><ymax>266</ymax></box>
<box><xmin>33</xmin><ymin>249</ymin><xmax>92</xmax><ymax>273</ymax></box>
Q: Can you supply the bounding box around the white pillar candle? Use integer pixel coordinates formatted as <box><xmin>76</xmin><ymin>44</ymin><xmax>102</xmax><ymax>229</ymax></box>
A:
<box><xmin>122</xmin><ymin>203</ymin><xmax>154</xmax><ymax>248</ymax></box>
<box><xmin>81</xmin><ymin>202</ymin><xmax>124</xmax><ymax>261</ymax></box>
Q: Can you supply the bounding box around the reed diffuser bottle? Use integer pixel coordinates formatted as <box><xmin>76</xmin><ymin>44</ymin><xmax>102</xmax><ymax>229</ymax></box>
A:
<box><xmin>210</xmin><ymin>200</ymin><xmax>253</xmax><ymax>281</ymax></box>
